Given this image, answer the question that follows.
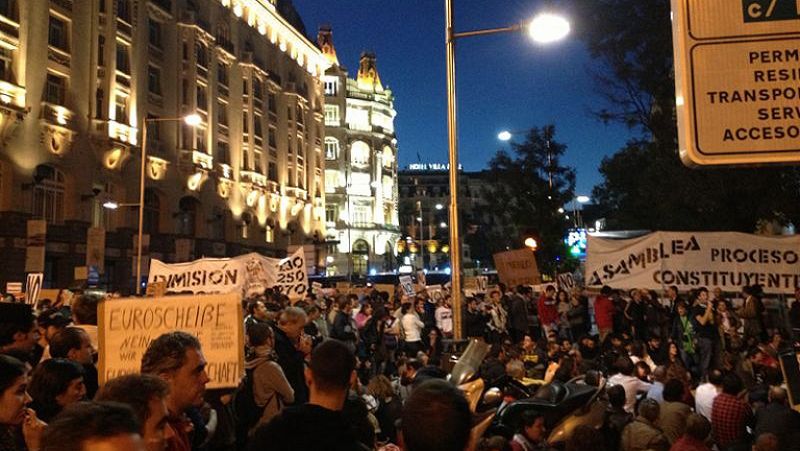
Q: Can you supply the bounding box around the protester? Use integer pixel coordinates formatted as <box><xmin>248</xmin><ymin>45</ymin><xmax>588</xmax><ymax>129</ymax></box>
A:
<box><xmin>39</xmin><ymin>401</ymin><xmax>143</xmax><ymax>451</ymax></box>
<box><xmin>0</xmin><ymin>304</ymin><xmax>37</xmax><ymax>365</ymax></box>
<box><xmin>245</xmin><ymin>322</ymin><xmax>294</xmax><ymax>430</ymax></box>
<box><xmin>711</xmin><ymin>372</ymin><xmax>753</xmax><ymax>450</ymax></box>
<box><xmin>401</xmin><ymin>379</ymin><xmax>471</xmax><ymax>451</ymax></box>
<box><xmin>0</xmin><ymin>355</ymin><xmax>45</xmax><ymax>451</ymax></box>
<box><xmin>694</xmin><ymin>368</ymin><xmax>722</xmax><ymax>420</ymax></box>
<box><xmin>48</xmin><ymin>327</ymin><xmax>98</xmax><ymax>399</ymax></box>
<box><xmin>244</xmin><ymin>299</ymin><xmax>269</xmax><ymax>332</ymax></box>
<box><xmin>658</xmin><ymin>379</ymin><xmax>691</xmax><ymax>444</ymax></box>
<box><xmin>620</xmin><ymin>398</ymin><xmax>669</xmax><ymax>451</ymax></box>
<box><xmin>27</xmin><ymin>358</ymin><xmax>86</xmax><ymax>423</ymax></box>
<box><xmin>401</xmin><ymin>302</ymin><xmax>425</xmax><ymax>354</ymax></box>
<box><xmin>537</xmin><ymin>286</ymin><xmax>558</xmax><ymax>339</ymax></box>
<box><xmin>141</xmin><ymin>331</ymin><xmax>211</xmax><ymax>451</ymax></box>
<box><xmin>608</xmin><ymin>356</ymin><xmax>652</xmax><ymax>413</ymax></box>
<box><xmin>669</xmin><ymin>413</ymin><xmax>711</xmax><ymax>451</ymax></box>
<box><xmin>752</xmin><ymin>386</ymin><xmax>800</xmax><ymax>451</ymax></box>
<box><xmin>273</xmin><ymin>307</ymin><xmax>311</xmax><ymax>405</ymax></box>
<box><xmin>510</xmin><ymin>411</ymin><xmax>547</xmax><ymax>451</ymax></box>
<box><xmin>603</xmin><ymin>384</ymin><xmax>633</xmax><ymax>451</ymax></box>
<box><xmin>94</xmin><ymin>374</ymin><xmax>173</xmax><ymax>451</ymax></box>
<box><xmin>69</xmin><ymin>294</ymin><xmax>100</xmax><ymax>353</ymax></box>
<box><xmin>247</xmin><ymin>339</ymin><xmax>364</xmax><ymax>451</ymax></box>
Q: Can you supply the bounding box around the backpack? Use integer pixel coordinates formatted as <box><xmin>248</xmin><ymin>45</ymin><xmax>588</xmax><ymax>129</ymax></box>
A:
<box><xmin>232</xmin><ymin>367</ymin><xmax>260</xmax><ymax>449</ymax></box>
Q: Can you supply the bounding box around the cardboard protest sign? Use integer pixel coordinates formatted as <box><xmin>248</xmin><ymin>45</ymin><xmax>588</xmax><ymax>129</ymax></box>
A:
<box><xmin>557</xmin><ymin>273</ymin><xmax>576</xmax><ymax>291</ymax></box>
<box><xmin>493</xmin><ymin>249</ymin><xmax>541</xmax><ymax>287</ymax></box>
<box><xmin>416</xmin><ymin>270</ymin><xmax>427</xmax><ymax>287</ymax></box>
<box><xmin>275</xmin><ymin>248</ymin><xmax>308</xmax><ymax>301</ymax></box>
<box><xmin>426</xmin><ymin>284</ymin><xmax>446</xmax><ymax>303</ymax></box>
<box><xmin>98</xmin><ymin>293</ymin><xmax>244</xmax><ymax>389</ymax></box>
<box><xmin>399</xmin><ymin>276</ymin><xmax>415</xmax><ymax>296</ymax></box>
<box><xmin>145</xmin><ymin>281</ymin><xmax>166</xmax><ymax>298</ymax></box>
<box><xmin>25</xmin><ymin>273</ymin><xmax>43</xmax><ymax>306</ymax></box>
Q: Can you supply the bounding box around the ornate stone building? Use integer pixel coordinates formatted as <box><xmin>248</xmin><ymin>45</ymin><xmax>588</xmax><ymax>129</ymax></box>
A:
<box><xmin>318</xmin><ymin>27</ymin><xmax>399</xmax><ymax>277</ymax></box>
<box><xmin>0</xmin><ymin>0</ymin><xmax>331</xmax><ymax>291</ymax></box>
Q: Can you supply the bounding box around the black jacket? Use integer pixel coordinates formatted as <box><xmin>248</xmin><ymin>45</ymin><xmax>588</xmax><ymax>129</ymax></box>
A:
<box><xmin>247</xmin><ymin>404</ymin><xmax>368</xmax><ymax>451</ymax></box>
<box><xmin>273</xmin><ymin>327</ymin><xmax>308</xmax><ymax>404</ymax></box>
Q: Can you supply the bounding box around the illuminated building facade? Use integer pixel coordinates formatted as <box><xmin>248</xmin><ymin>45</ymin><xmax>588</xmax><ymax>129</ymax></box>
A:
<box><xmin>318</xmin><ymin>27</ymin><xmax>399</xmax><ymax>277</ymax></box>
<box><xmin>0</xmin><ymin>0</ymin><xmax>331</xmax><ymax>290</ymax></box>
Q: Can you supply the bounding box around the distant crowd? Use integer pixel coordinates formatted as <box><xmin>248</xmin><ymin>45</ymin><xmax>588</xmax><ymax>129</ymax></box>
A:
<box><xmin>1</xmin><ymin>281</ymin><xmax>799</xmax><ymax>451</ymax></box>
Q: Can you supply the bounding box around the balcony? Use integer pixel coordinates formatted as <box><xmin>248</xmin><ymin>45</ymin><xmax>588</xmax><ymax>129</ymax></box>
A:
<box><xmin>149</xmin><ymin>0</ymin><xmax>172</xmax><ymax>14</ymax></box>
<box><xmin>241</xmin><ymin>170</ymin><xmax>267</xmax><ymax>187</ymax></box>
<box><xmin>47</xmin><ymin>46</ymin><xmax>71</xmax><ymax>68</ymax></box>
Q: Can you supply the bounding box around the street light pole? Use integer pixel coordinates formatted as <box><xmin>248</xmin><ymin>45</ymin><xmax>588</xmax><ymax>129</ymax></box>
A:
<box><xmin>135</xmin><ymin>114</ymin><xmax>201</xmax><ymax>295</ymax></box>
<box><xmin>445</xmin><ymin>2</ymin><xmax>569</xmax><ymax>339</ymax></box>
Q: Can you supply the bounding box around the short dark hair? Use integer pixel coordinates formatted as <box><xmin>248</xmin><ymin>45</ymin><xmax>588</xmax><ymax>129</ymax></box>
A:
<box><xmin>71</xmin><ymin>295</ymin><xmax>100</xmax><ymax>325</ymax></box>
<box><xmin>247</xmin><ymin>322</ymin><xmax>273</xmax><ymax>347</ymax></box>
<box><xmin>607</xmin><ymin>384</ymin><xmax>626</xmax><ymax>409</ymax></box>
<box><xmin>684</xmin><ymin>413</ymin><xmax>711</xmax><ymax>441</ymax></box>
<box><xmin>141</xmin><ymin>331</ymin><xmax>201</xmax><ymax>375</ymax></box>
<box><xmin>601</xmin><ymin>285</ymin><xmax>612</xmax><ymax>295</ymax></box>
<box><xmin>246</xmin><ymin>300</ymin><xmax>263</xmax><ymax>315</ymax></box>
<box><xmin>401</xmin><ymin>379</ymin><xmax>471</xmax><ymax>451</ymax></box>
<box><xmin>29</xmin><ymin>358</ymin><xmax>85</xmax><ymax>411</ymax></box>
<box><xmin>49</xmin><ymin>327</ymin><xmax>87</xmax><ymax>359</ymax></box>
<box><xmin>0</xmin><ymin>354</ymin><xmax>27</xmax><ymax>393</ymax></box>
<box><xmin>95</xmin><ymin>374</ymin><xmax>169</xmax><ymax>428</ymax></box>
<box><xmin>707</xmin><ymin>368</ymin><xmax>724</xmax><ymax>385</ymax></box>
<box><xmin>520</xmin><ymin>411</ymin><xmax>544</xmax><ymax>429</ymax></box>
<box><xmin>309</xmin><ymin>339</ymin><xmax>355</xmax><ymax>392</ymax></box>
<box><xmin>638</xmin><ymin>398</ymin><xmax>660</xmax><ymax>422</ymax></box>
<box><xmin>40</xmin><ymin>401</ymin><xmax>140</xmax><ymax>451</ymax></box>
<box><xmin>615</xmin><ymin>356</ymin><xmax>634</xmax><ymax>376</ymax></box>
<box><xmin>721</xmin><ymin>372</ymin><xmax>743</xmax><ymax>395</ymax></box>
<box><xmin>663</xmin><ymin>378</ymin><xmax>684</xmax><ymax>402</ymax></box>
<box><xmin>0</xmin><ymin>303</ymin><xmax>34</xmax><ymax>347</ymax></box>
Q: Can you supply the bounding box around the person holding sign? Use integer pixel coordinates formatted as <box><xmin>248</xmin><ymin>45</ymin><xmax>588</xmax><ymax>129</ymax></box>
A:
<box><xmin>141</xmin><ymin>332</ymin><xmax>211</xmax><ymax>451</ymax></box>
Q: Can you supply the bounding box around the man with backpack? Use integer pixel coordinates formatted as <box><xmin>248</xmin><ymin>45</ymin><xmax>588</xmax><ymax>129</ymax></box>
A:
<box><xmin>233</xmin><ymin>322</ymin><xmax>294</xmax><ymax>448</ymax></box>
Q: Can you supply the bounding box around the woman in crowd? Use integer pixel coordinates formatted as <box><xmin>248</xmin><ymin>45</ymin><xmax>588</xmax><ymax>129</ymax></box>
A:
<box><xmin>366</xmin><ymin>375</ymin><xmax>402</xmax><ymax>445</ymax></box>
<box><xmin>0</xmin><ymin>355</ymin><xmax>44</xmax><ymax>451</ymax></box>
<box><xmin>400</xmin><ymin>302</ymin><xmax>424</xmax><ymax>357</ymax></box>
<box><xmin>27</xmin><ymin>358</ymin><xmax>85</xmax><ymax>423</ymax></box>
<box><xmin>245</xmin><ymin>323</ymin><xmax>293</xmax><ymax>433</ymax></box>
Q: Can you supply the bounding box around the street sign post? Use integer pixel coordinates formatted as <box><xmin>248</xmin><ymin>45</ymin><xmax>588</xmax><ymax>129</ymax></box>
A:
<box><xmin>671</xmin><ymin>0</ymin><xmax>800</xmax><ymax>166</ymax></box>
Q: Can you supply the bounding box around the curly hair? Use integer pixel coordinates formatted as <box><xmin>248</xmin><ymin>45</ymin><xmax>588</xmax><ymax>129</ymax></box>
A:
<box><xmin>140</xmin><ymin>331</ymin><xmax>201</xmax><ymax>375</ymax></box>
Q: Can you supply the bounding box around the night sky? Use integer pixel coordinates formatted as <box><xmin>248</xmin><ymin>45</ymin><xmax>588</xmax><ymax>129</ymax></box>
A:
<box><xmin>294</xmin><ymin>0</ymin><xmax>637</xmax><ymax>196</ymax></box>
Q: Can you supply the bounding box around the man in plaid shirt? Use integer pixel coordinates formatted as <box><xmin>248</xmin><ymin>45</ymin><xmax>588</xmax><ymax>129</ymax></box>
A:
<box><xmin>711</xmin><ymin>372</ymin><xmax>753</xmax><ymax>450</ymax></box>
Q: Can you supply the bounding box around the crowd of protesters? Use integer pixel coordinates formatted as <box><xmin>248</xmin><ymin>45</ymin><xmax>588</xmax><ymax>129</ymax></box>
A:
<box><xmin>1</xmin><ymin>281</ymin><xmax>800</xmax><ymax>451</ymax></box>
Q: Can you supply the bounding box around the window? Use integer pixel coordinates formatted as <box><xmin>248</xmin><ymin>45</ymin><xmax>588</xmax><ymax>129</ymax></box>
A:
<box><xmin>0</xmin><ymin>0</ymin><xmax>17</xmax><ymax>21</ymax></box>
<box><xmin>268</xmin><ymin>92</ymin><xmax>276</xmax><ymax>113</ymax></box>
<box><xmin>324</xmin><ymin>170</ymin><xmax>338</xmax><ymax>193</ymax></box>
<box><xmin>242</xmin><ymin>79</ymin><xmax>248</xmax><ymax>95</ymax></box>
<box><xmin>48</xmin><ymin>15</ymin><xmax>68</xmax><ymax>51</ymax></box>
<box><xmin>296</xmin><ymin>105</ymin><xmax>304</xmax><ymax>125</ymax></box>
<box><xmin>0</xmin><ymin>48</ymin><xmax>12</xmax><ymax>82</ymax></box>
<box><xmin>147</xmin><ymin>65</ymin><xmax>162</xmax><ymax>95</ymax></box>
<box><xmin>116</xmin><ymin>0</ymin><xmax>131</xmax><ymax>23</ymax></box>
<box><xmin>217</xmin><ymin>63</ymin><xmax>229</xmax><ymax>87</ymax></box>
<box><xmin>325</xmin><ymin>206</ymin><xmax>337</xmax><ymax>223</ymax></box>
<box><xmin>148</xmin><ymin>20</ymin><xmax>162</xmax><ymax>49</ymax></box>
<box><xmin>94</xmin><ymin>88</ymin><xmax>104</xmax><ymax>119</ymax></box>
<box><xmin>347</xmin><ymin>107</ymin><xmax>370</xmax><ymax>132</ymax></box>
<box><xmin>252</xmin><ymin>78</ymin><xmax>263</xmax><ymax>109</ymax></box>
<box><xmin>287</xmin><ymin>134</ymin><xmax>293</xmax><ymax>154</ymax></box>
<box><xmin>181</xmin><ymin>79</ymin><xmax>189</xmax><ymax>106</ymax></box>
<box><xmin>287</xmin><ymin>105</ymin><xmax>293</xmax><ymax>121</ymax></box>
<box><xmin>196</xmin><ymin>129</ymin><xmax>206</xmax><ymax>152</ymax></box>
<box><xmin>267</xmin><ymin>162</ymin><xmax>277</xmax><ymax>182</ymax></box>
<box><xmin>177</xmin><ymin>197</ymin><xmax>199</xmax><ymax>236</ymax></box>
<box><xmin>45</xmin><ymin>73</ymin><xmax>66</xmax><ymax>105</ymax></box>
<box><xmin>350</xmin><ymin>140</ymin><xmax>370</xmax><ymax>166</ymax></box>
<box><xmin>253</xmin><ymin>149</ymin><xmax>262</xmax><ymax>171</ymax></box>
<box><xmin>382</xmin><ymin>146</ymin><xmax>394</xmax><ymax>168</ymax></box>
<box><xmin>114</xmin><ymin>94</ymin><xmax>127</xmax><ymax>121</ymax></box>
<box><xmin>324</xmin><ymin>137</ymin><xmax>339</xmax><ymax>160</ymax></box>
<box><xmin>242</xmin><ymin>112</ymin><xmax>248</xmax><ymax>133</ymax></box>
<box><xmin>32</xmin><ymin>166</ymin><xmax>65</xmax><ymax>224</ymax></box>
<box><xmin>97</xmin><ymin>36</ymin><xmax>105</xmax><ymax>66</ymax></box>
<box><xmin>116</xmin><ymin>43</ymin><xmax>130</xmax><ymax>73</ymax></box>
<box><xmin>217</xmin><ymin>102</ymin><xmax>228</xmax><ymax>126</ymax></box>
<box><xmin>241</xmin><ymin>148</ymin><xmax>249</xmax><ymax>170</ymax></box>
<box><xmin>324</xmin><ymin>78</ymin><xmax>338</xmax><ymax>96</ymax></box>
<box><xmin>181</xmin><ymin>124</ymin><xmax>192</xmax><ymax>148</ymax></box>
<box><xmin>196</xmin><ymin>84</ymin><xmax>207</xmax><ymax>110</ymax></box>
<box><xmin>353</xmin><ymin>208</ymin><xmax>371</xmax><ymax>227</ymax></box>
<box><xmin>268</xmin><ymin>127</ymin><xmax>276</xmax><ymax>149</ymax></box>
<box><xmin>324</xmin><ymin>105</ymin><xmax>339</xmax><ymax>126</ymax></box>
<box><xmin>195</xmin><ymin>42</ymin><xmax>207</xmax><ymax>68</ymax></box>
<box><xmin>217</xmin><ymin>141</ymin><xmax>230</xmax><ymax>165</ymax></box>
<box><xmin>253</xmin><ymin>113</ymin><xmax>263</xmax><ymax>146</ymax></box>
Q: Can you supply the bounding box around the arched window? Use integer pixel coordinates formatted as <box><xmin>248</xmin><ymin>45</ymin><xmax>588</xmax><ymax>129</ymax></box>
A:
<box><xmin>324</xmin><ymin>137</ymin><xmax>339</xmax><ymax>160</ymax></box>
<box><xmin>382</xmin><ymin>146</ymin><xmax>393</xmax><ymax>169</ymax></box>
<box><xmin>32</xmin><ymin>165</ymin><xmax>65</xmax><ymax>224</ymax></box>
<box><xmin>143</xmin><ymin>188</ymin><xmax>160</xmax><ymax>234</ymax></box>
<box><xmin>351</xmin><ymin>239</ymin><xmax>369</xmax><ymax>275</ymax></box>
<box><xmin>350</xmin><ymin>140</ymin><xmax>369</xmax><ymax>167</ymax></box>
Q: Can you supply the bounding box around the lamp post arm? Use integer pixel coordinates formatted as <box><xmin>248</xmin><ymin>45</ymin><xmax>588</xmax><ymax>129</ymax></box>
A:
<box><xmin>451</xmin><ymin>23</ymin><xmax>523</xmax><ymax>40</ymax></box>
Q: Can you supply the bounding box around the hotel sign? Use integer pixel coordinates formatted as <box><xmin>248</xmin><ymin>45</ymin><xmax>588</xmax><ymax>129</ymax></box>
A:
<box><xmin>407</xmin><ymin>163</ymin><xmax>463</xmax><ymax>171</ymax></box>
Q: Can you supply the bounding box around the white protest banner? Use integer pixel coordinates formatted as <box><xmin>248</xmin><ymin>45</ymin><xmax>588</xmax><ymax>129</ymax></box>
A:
<box><xmin>585</xmin><ymin>232</ymin><xmax>800</xmax><ymax>294</ymax></box>
<box><xmin>25</xmin><ymin>273</ymin><xmax>43</xmax><ymax>306</ymax></box>
<box><xmin>426</xmin><ymin>284</ymin><xmax>445</xmax><ymax>303</ymax></box>
<box><xmin>275</xmin><ymin>248</ymin><xmax>308</xmax><ymax>301</ymax></box>
<box><xmin>149</xmin><ymin>257</ymin><xmax>244</xmax><ymax>294</ymax></box>
<box><xmin>98</xmin><ymin>293</ymin><xmax>244</xmax><ymax>389</ymax></box>
<box><xmin>5</xmin><ymin>282</ymin><xmax>22</xmax><ymax>295</ymax></box>
<box><xmin>557</xmin><ymin>273</ymin><xmax>576</xmax><ymax>292</ymax></box>
<box><xmin>399</xmin><ymin>275</ymin><xmax>415</xmax><ymax>296</ymax></box>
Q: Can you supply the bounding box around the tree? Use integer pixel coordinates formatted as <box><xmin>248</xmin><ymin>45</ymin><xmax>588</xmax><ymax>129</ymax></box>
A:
<box><xmin>485</xmin><ymin>125</ymin><xmax>576</xmax><ymax>275</ymax></box>
<box><xmin>575</xmin><ymin>0</ymin><xmax>800</xmax><ymax>232</ymax></box>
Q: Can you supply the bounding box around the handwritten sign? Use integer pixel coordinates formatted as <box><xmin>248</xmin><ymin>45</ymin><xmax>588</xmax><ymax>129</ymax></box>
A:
<box><xmin>276</xmin><ymin>249</ymin><xmax>308</xmax><ymax>300</ymax></box>
<box><xmin>493</xmin><ymin>249</ymin><xmax>541</xmax><ymax>288</ymax></box>
<box><xmin>98</xmin><ymin>293</ymin><xmax>244</xmax><ymax>389</ymax></box>
<box><xmin>399</xmin><ymin>276</ymin><xmax>415</xmax><ymax>296</ymax></box>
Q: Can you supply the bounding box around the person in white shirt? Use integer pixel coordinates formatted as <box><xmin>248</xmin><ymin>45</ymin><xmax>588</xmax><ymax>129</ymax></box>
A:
<box><xmin>434</xmin><ymin>298</ymin><xmax>453</xmax><ymax>337</ymax></box>
<box><xmin>695</xmin><ymin>368</ymin><xmax>723</xmax><ymax>419</ymax></box>
<box><xmin>401</xmin><ymin>303</ymin><xmax>425</xmax><ymax>356</ymax></box>
<box><xmin>607</xmin><ymin>356</ymin><xmax>652</xmax><ymax>413</ymax></box>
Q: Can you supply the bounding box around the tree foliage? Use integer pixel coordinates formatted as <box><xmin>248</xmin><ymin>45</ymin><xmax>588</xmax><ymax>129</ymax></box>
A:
<box><xmin>575</xmin><ymin>0</ymin><xmax>800</xmax><ymax>232</ymax></box>
<box><xmin>484</xmin><ymin>125</ymin><xmax>576</xmax><ymax>274</ymax></box>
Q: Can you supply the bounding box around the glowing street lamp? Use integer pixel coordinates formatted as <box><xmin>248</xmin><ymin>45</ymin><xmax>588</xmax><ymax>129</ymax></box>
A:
<box><xmin>524</xmin><ymin>237</ymin><xmax>538</xmax><ymax>251</ymax></box>
<box><xmin>446</xmin><ymin>1</ymin><xmax>569</xmax><ymax>338</ymax></box>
